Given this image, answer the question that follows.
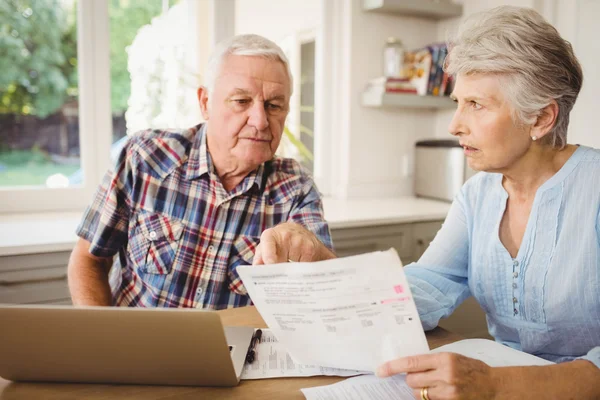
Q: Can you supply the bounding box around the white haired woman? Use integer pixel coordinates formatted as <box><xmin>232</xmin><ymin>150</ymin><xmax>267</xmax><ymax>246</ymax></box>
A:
<box><xmin>254</xmin><ymin>5</ymin><xmax>600</xmax><ymax>399</ymax></box>
<box><xmin>373</xmin><ymin>6</ymin><xmax>600</xmax><ymax>399</ymax></box>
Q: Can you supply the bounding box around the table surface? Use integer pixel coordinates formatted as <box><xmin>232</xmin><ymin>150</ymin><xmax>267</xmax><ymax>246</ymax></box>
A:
<box><xmin>0</xmin><ymin>306</ymin><xmax>463</xmax><ymax>400</ymax></box>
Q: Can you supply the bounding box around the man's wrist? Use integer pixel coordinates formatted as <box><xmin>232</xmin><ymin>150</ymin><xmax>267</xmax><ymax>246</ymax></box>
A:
<box><xmin>317</xmin><ymin>244</ymin><xmax>337</xmax><ymax>261</ymax></box>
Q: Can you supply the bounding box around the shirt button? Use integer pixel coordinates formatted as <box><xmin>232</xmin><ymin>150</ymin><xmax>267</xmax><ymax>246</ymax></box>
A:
<box><xmin>513</xmin><ymin>297</ymin><xmax>518</xmax><ymax>303</ymax></box>
<box><xmin>513</xmin><ymin>271</ymin><xmax>518</xmax><ymax>278</ymax></box>
<box><xmin>208</xmin><ymin>245</ymin><xmax>215</xmax><ymax>251</ymax></box>
<box><xmin>512</xmin><ymin>283</ymin><xmax>517</xmax><ymax>289</ymax></box>
<box><xmin>514</xmin><ymin>309</ymin><xmax>519</xmax><ymax>315</ymax></box>
<box><xmin>149</xmin><ymin>231</ymin><xmax>157</xmax><ymax>240</ymax></box>
<box><xmin>513</xmin><ymin>260</ymin><xmax>519</xmax><ymax>267</ymax></box>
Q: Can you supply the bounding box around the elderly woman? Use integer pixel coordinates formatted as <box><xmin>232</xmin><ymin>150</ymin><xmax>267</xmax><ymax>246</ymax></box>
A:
<box><xmin>252</xmin><ymin>5</ymin><xmax>600</xmax><ymax>399</ymax></box>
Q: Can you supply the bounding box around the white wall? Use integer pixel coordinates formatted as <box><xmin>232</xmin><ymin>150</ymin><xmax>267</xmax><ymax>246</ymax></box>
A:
<box><xmin>234</xmin><ymin>0</ymin><xmax>321</xmax><ymax>40</ymax></box>
<box><xmin>343</xmin><ymin>6</ymin><xmax>439</xmax><ymax>198</ymax></box>
<box><xmin>561</xmin><ymin>0</ymin><xmax>600</xmax><ymax>148</ymax></box>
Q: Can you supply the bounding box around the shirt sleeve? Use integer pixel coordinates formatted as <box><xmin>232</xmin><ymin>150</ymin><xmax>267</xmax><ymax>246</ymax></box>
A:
<box><xmin>404</xmin><ymin>190</ymin><xmax>472</xmax><ymax>331</ymax></box>
<box><xmin>579</xmin><ymin>347</ymin><xmax>600</xmax><ymax>370</ymax></box>
<box><xmin>75</xmin><ymin>139</ymin><xmax>133</xmax><ymax>258</ymax></box>
<box><xmin>288</xmin><ymin>179</ymin><xmax>334</xmax><ymax>252</ymax></box>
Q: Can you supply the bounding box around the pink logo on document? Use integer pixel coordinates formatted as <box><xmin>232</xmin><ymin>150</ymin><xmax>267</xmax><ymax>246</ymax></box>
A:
<box><xmin>393</xmin><ymin>285</ymin><xmax>404</xmax><ymax>294</ymax></box>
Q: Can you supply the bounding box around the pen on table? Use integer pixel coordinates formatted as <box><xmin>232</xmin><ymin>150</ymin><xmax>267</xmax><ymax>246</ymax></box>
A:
<box><xmin>245</xmin><ymin>328</ymin><xmax>262</xmax><ymax>364</ymax></box>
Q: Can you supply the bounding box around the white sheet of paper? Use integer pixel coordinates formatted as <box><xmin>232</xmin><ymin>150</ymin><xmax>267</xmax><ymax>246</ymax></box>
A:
<box><xmin>237</xmin><ymin>249</ymin><xmax>429</xmax><ymax>372</ymax></box>
<box><xmin>241</xmin><ymin>329</ymin><xmax>365</xmax><ymax>379</ymax></box>
<box><xmin>301</xmin><ymin>374</ymin><xmax>414</xmax><ymax>400</ymax></box>
<box><xmin>301</xmin><ymin>338</ymin><xmax>554</xmax><ymax>399</ymax></box>
<box><xmin>431</xmin><ymin>338</ymin><xmax>554</xmax><ymax>367</ymax></box>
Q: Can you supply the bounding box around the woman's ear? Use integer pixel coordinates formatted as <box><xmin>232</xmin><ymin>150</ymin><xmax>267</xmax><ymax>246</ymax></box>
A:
<box><xmin>531</xmin><ymin>100</ymin><xmax>558</xmax><ymax>141</ymax></box>
<box><xmin>197</xmin><ymin>86</ymin><xmax>210</xmax><ymax>120</ymax></box>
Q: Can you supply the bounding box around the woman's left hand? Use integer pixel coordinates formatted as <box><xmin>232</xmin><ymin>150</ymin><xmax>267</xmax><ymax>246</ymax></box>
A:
<box><xmin>376</xmin><ymin>352</ymin><xmax>497</xmax><ymax>400</ymax></box>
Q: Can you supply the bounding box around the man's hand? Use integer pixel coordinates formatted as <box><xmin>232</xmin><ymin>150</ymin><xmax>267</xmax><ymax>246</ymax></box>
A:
<box><xmin>253</xmin><ymin>222</ymin><xmax>336</xmax><ymax>265</ymax></box>
<box><xmin>377</xmin><ymin>352</ymin><xmax>497</xmax><ymax>400</ymax></box>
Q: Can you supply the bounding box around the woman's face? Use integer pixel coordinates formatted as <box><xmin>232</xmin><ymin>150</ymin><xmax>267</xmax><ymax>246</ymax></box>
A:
<box><xmin>448</xmin><ymin>74</ymin><xmax>533</xmax><ymax>173</ymax></box>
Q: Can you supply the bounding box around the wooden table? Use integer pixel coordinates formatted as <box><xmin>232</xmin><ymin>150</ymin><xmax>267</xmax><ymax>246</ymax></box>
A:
<box><xmin>0</xmin><ymin>306</ymin><xmax>463</xmax><ymax>400</ymax></box>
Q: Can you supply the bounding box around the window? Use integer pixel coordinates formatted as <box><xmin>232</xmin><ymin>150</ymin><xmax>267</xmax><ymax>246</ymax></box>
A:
<box><xmin>299</xmin><ymin>38</ymin><xmax>316</xmax><ymax>174</ymax></box>
<box><xmin>0</xmin><ymin>0</ymin><xmax>200</xmax><ymax>213</ymax></box>
<box><xmin>0</xmin><ymin>1</ymin><xmax>80</xmax><ymax>191</ymax></box>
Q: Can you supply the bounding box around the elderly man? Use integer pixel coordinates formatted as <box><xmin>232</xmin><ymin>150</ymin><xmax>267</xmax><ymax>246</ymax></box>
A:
<box><xmin>68</xmin><ymin>34</ymin><xmax>333</xmax><ymax>309</ymax></box>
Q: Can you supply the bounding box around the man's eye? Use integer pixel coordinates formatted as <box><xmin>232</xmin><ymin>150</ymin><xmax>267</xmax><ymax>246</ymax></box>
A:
<box><xmin>233</xmin><ymin>99</ymin><xmax>250</xmax><ymax>105</ymax></box>
<box><xmin>471</xmin><ymin>101</ymin><xmax>482</xmax><ymax>110</ymax></box>
<box><xmin>266</xmin><ymin>103</ymin><xmax>282</xmax><ymax>110</ymax></box>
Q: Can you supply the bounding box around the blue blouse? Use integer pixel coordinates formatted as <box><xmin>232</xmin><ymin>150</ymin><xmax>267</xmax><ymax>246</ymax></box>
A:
<box><xmin>405</xmin><ymin>145</ymin><xmax>600</xmax><ymax>369</ymax></box>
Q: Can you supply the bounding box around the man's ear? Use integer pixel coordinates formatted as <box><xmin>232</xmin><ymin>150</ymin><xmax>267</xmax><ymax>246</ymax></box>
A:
<box><xmin>197</xmin><ymin>86</ymin><xmax>210</xmax><ymax>120</ymax></box>
<box><xmin>531</xmin><ymin>100</ymin><xmax>558</xmax><ymax>141</ymax></box>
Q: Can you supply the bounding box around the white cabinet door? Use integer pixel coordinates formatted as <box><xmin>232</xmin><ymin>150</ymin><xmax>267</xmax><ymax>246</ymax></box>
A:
<box><xmin>411</xmin><ymin>221</ymin><xmax>443</xmax><ymax>262</ymax></box>
<box><xmin>331</xmin><ymin>224</ymin><xmax>414</xmax><ymax>261</ymax></box>
<box><xmin>0</xmin><ymin>252</ymin><xmax>72</xmax><ymax>305</ymax></box>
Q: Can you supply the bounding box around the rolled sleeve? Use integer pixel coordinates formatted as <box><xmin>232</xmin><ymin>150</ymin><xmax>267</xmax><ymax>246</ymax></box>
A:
<box><xmin>288</xmin><ymin>180</ymin><xmax>333</xmax><ymax>251</ymax></box>
<box><xmin>580</xmin><ymin>347</ymin><xmax>600</xmax><ymax>370</ymax></box>
<box><xmin>76</xmin><ymin>140</ymin><xmax>133</xmax><ymax>258</ymax></box>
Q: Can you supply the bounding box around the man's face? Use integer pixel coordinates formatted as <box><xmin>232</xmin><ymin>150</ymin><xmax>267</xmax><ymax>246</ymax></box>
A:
<box><xmin>200</xmin><ymin>54</ymin><xmax>291</xmax><ymax>171</ymax></box>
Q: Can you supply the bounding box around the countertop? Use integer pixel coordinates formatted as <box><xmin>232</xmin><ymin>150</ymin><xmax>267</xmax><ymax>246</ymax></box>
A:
<box><xmin>323</xmin><ymin>196</ymin><xmax>450</xmax><ymax>229</ymax></box>
<box><xmin>0</xmin><ymin>196</ymin><xmax>450</xmax><ymax>256</ymax></box>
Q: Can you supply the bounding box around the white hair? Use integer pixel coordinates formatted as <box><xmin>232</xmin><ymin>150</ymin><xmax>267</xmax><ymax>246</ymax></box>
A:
<box><xmin>445</xmin><ymin>6</ymin><xmax>583</xmax><ymax>148</ymax></box>
<box><xmin>204</xmin><ymin>34</ymin><xmax>293</xmax><ymax>96</ymax></box>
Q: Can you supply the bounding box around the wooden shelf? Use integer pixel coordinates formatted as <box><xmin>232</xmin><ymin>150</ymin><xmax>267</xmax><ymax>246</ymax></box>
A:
<box><xmin>363</xmin><ymin>0</ymin><xmax>462</xmax><ymax>20</ymax></box>
<box><xmin>362</xmin><ymin>90</ymin><xmax>456</xmax><ymax>110</ymax></box>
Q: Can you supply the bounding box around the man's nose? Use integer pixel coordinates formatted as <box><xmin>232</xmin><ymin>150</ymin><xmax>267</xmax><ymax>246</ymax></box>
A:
<box><xmin>248</xmin><ymin>102</ymin><xmax>269</xmax><ymax>131</ymax></box>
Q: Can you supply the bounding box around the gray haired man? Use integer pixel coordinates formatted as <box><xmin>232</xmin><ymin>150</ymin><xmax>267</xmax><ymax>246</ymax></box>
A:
<box><xmin>68</xmin><ymin>34</ymin><xmax>334</xmax><ymax>309</ymax></box>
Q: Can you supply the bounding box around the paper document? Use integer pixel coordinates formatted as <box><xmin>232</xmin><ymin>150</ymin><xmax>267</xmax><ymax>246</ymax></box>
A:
<box><xmin>237</xmin><ymin>249</ymin><xmax>429</xmax><ymax>372</ymax></box>
<box><xmin>301</xmin><ymin>339</ymin><xmax>554</xmax><ymax>400</ymax></box>
<box><xmin>302</xmin><ymin>374</ymin><xmax>414</xmax><ymax>400</ymax></box>
<box><xmin>431</xmin><ymin>338</ymin><xmax>554</xmax><ymax>367</ymax></box>
<box><xmin>241</xmin><ymin>329</ymin><xmax>365</xmax><ymax>379</ymax></box>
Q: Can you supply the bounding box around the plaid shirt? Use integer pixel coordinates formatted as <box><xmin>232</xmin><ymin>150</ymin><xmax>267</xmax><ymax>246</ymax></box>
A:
<box><xmin>76</xmin><ymin>124</ymin><xmax>332</xmax><ymax>309</ymax></box>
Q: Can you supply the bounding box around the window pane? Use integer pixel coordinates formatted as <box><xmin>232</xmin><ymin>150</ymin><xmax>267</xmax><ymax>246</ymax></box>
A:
<box><xmin>109</xmin><ymin>0</ymin><xmax>199</xmax><ymax>160</ymax></box>
<box><xmin>0</xmin><ymin>0</ymin><xmax>80</xmax><ymax>189</ymax></box>
<box><xmin>300</xmin><ymin>40</ymin><xmax>316</xmax><ymax>173</ymax></box>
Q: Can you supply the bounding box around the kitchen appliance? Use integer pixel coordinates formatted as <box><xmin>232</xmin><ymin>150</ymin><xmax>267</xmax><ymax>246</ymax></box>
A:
<box><xmin>414</xmin><ymin>139</ymin><xmax>477</xmax><ymax>202</ymax></box>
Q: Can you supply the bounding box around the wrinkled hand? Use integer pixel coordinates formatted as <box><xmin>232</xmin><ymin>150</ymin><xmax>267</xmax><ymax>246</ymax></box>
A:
<box><xmin>253</xmin><ymin>222</ymin><xmax>335</xmax><ymax>265</ymax></box>
<box><xmin>377</xmin><ymin>352</ymin><xmax>497</xmax><ymax>400</ymax></box>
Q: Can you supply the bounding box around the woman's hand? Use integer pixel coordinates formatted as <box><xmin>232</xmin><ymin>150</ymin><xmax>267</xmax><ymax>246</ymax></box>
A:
<box><xmin>377</xmin><ymin>352</ymin><xmax>497</xmax><ymax>400</ymax></box>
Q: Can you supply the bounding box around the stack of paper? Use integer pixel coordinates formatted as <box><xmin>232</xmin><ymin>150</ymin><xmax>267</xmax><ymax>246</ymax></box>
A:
<box><xmin>241</xmin><ymin>329</ymin><xmax>365</xmax><ymax>380</ymax></box>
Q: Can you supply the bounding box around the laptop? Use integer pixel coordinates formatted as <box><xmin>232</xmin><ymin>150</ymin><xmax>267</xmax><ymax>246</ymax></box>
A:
<box><xmin>0</xmin><ymin>305</ymin><xmax>255</xmax><ymax>387</ymax></box>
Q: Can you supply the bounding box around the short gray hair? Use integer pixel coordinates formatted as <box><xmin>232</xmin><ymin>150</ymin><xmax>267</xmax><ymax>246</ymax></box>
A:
<box><xmin>205</xmin><ymin>34</ymin><xmax>293</xmax><ymax>96</ymax></box>
<box><xmin>445</xmin><ymin>6</ymin><xmax>583</xmax><ymax>148</ymax></box>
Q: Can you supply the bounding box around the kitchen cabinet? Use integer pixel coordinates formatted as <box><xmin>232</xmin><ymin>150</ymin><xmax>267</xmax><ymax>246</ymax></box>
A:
<box><xmin>331</xmin><ymin>220</ymin><xmax>443</xmax><ymax>264</ymax></box>
<box><xmin>0</xmin><ymin>251</ymin><xmax>71</xmax><ymax>305</ymax></box>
